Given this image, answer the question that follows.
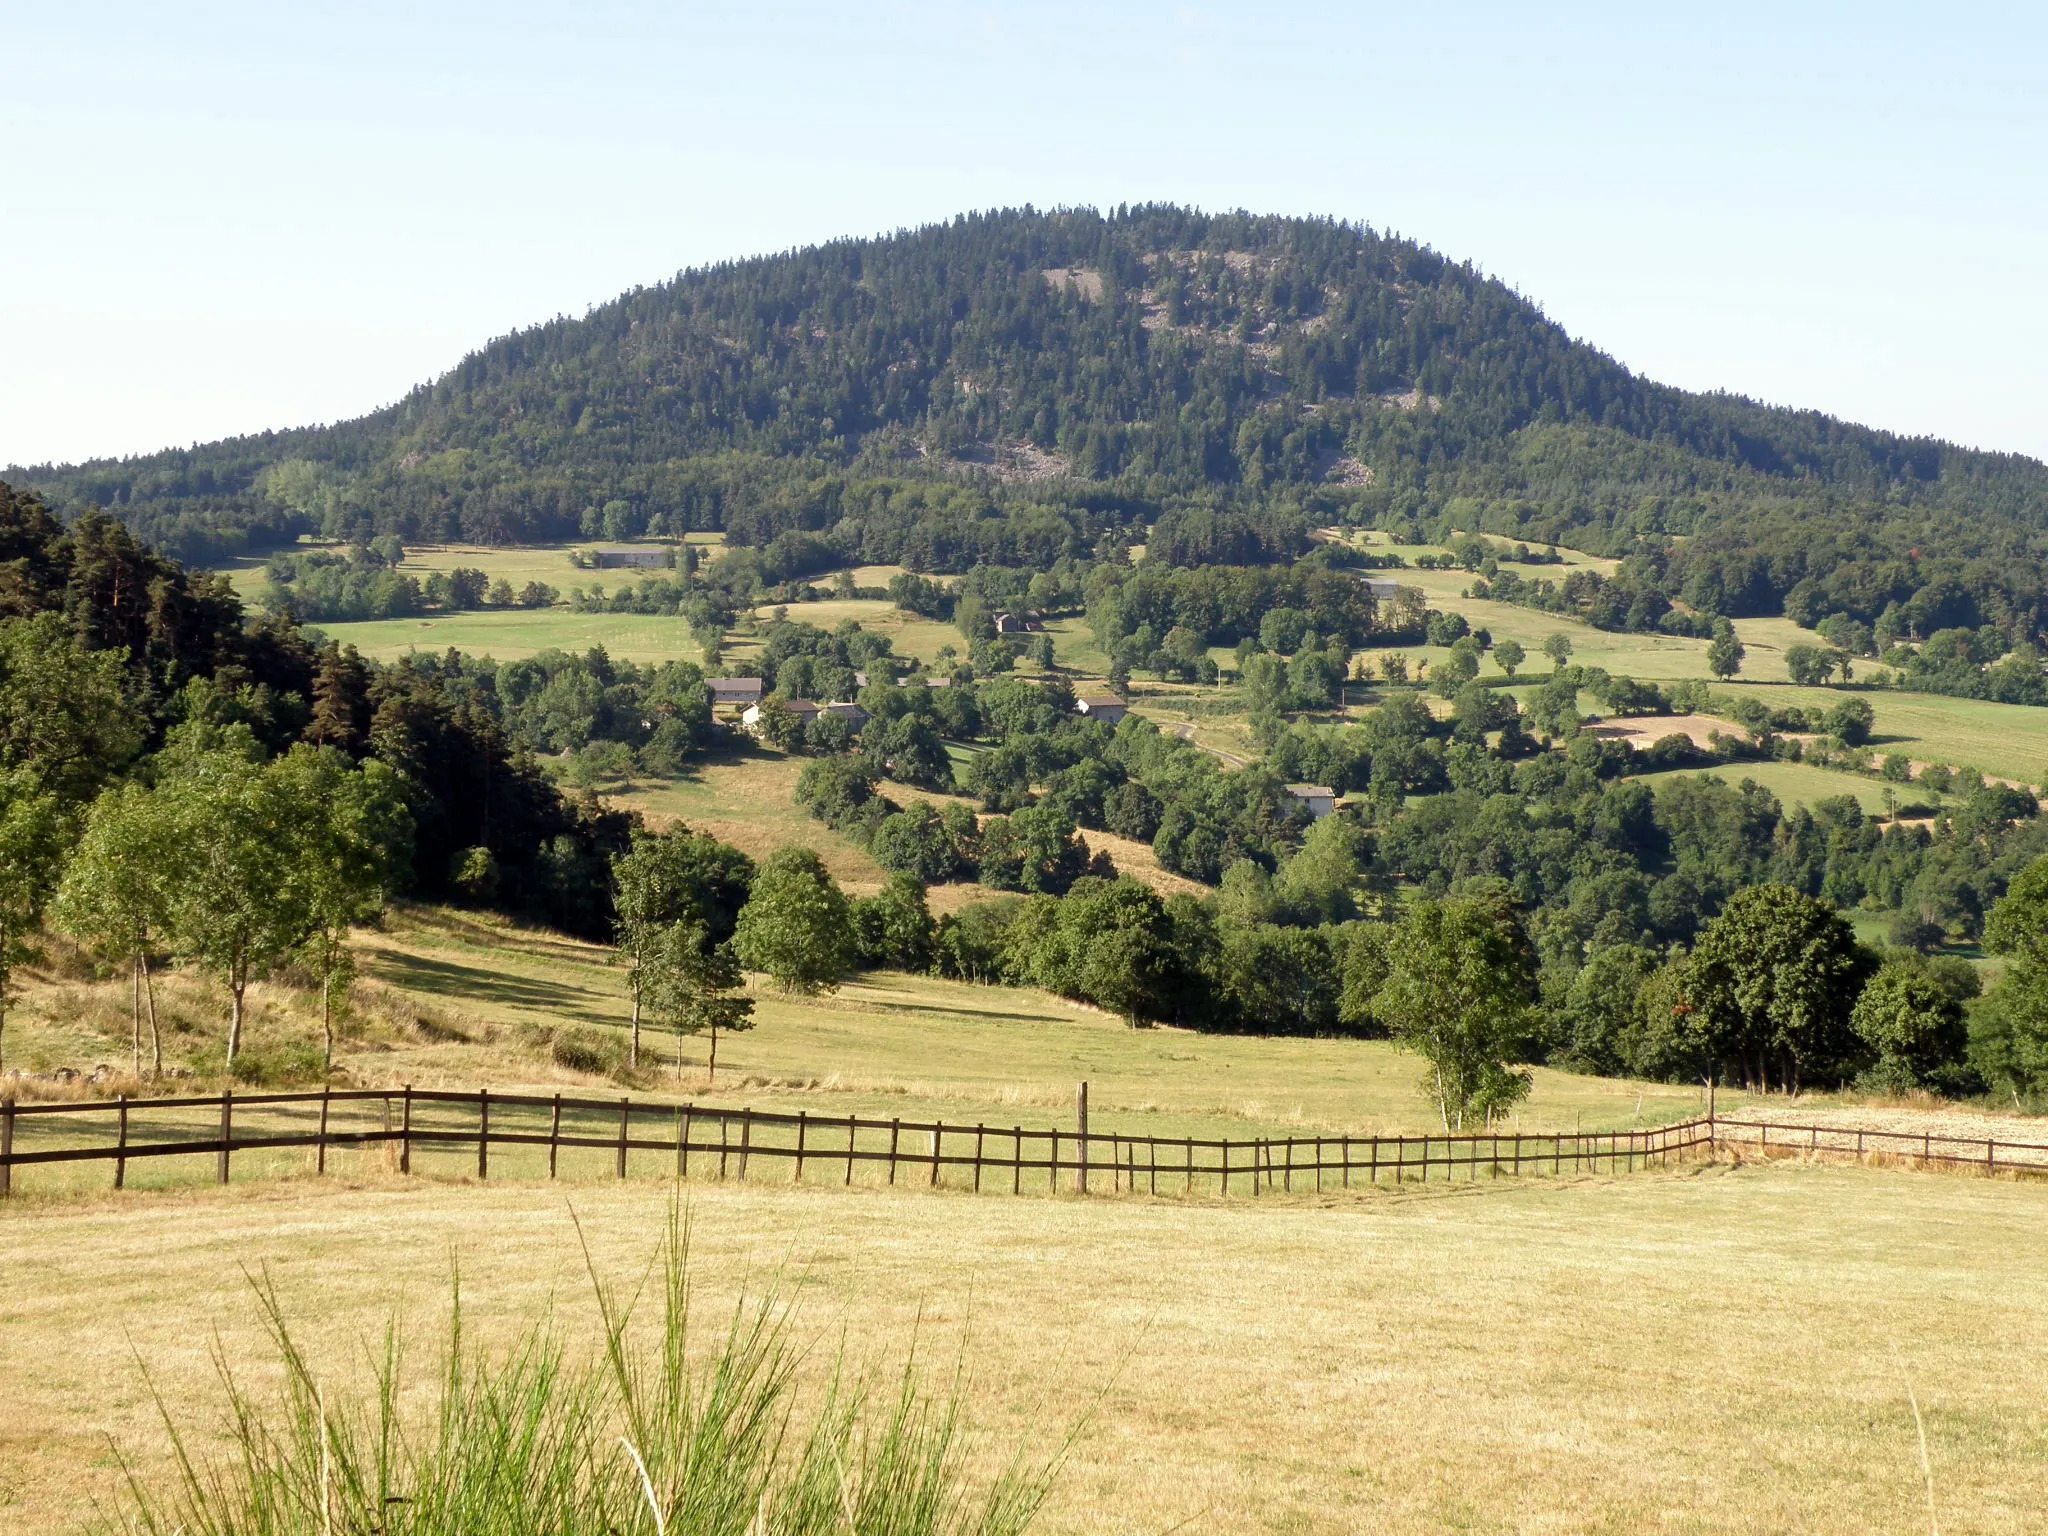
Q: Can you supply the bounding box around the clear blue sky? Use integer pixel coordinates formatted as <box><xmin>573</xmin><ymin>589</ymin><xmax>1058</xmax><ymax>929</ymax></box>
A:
<box><xmin>4</xmin><ymin>1</ymin><xmax>2044</xmax><ymax>468</ymax></box>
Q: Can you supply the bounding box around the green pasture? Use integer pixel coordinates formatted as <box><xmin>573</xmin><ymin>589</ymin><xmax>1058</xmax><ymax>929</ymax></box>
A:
<box><xmin>1713</xmin><ymin>684</ymin><xmax>2048</xmax><ymax>786</ymax></box>
<box><xmin>310</xmin><ymin>609</ymin><xmax>703</xmax><ymax>665</ymax></box>
<box><xmin>1626</xmin><ymin>759</ymin><xmax>1945</xmax><ymax>818</ymax></box>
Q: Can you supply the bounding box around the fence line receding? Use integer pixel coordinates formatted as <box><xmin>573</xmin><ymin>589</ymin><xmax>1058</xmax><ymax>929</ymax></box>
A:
<box><xmin>1</xmin><ymin>1090</ymin><xmax>2039</xmax><ymax>1200</ymax></box>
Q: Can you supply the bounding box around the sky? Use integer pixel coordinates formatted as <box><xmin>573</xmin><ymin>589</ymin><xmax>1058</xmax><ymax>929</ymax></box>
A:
<box><xmin>4</xmin><ymin>1</ymin><xmax>2045</xmax><ymax>469</ymax></box>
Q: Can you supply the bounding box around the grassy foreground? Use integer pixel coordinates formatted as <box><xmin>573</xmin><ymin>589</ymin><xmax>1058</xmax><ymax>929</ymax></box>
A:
<box><xmin>3</xmin><ymin>1163</ymin><xmax>2045</xmax><ymax>1533</ymax></box>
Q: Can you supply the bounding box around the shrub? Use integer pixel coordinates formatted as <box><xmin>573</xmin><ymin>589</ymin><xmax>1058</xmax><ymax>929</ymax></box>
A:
<box><xmin>551</xmin><ymin>1024</ymin><xmax>627</xmax><ymax>1077</ymax></box>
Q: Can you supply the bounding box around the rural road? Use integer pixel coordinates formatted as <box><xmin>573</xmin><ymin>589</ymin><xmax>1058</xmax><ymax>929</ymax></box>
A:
<box><xmin>1169</xmin><ymin>721</ymin><xmax>1249</xmax><ymax>769</ymax></box>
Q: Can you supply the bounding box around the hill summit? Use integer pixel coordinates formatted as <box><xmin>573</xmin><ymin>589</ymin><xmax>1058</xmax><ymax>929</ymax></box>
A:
<box><xmin>13</xmin><ymin>204</ymin><xmax>2048</xmax><ymax>629</ymax></box>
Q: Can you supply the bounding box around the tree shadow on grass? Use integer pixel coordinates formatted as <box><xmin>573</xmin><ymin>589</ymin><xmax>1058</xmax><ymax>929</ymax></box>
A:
<box><xmin>366</xmin><ymin>948</ymin><xmax>622</xmax><ymax>1026</ymax></box>
<box><xmin>388</xmin><ymin>904</ymin><xmax>606</xmax><ymax>967</ymax></box>
<box><xmin>832</xmin><ymin>998</ymin><xmax>1078</xmax><ymax>1027</ymax></box>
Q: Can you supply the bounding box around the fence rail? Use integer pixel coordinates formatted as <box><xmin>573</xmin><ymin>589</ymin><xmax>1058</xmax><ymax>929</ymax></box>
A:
<box><xmin>1712</xmin><ymin>1117</ymin><xmax>2048</xmax><ymax>1172</ymax></box>
<box><xmin>3</xmin><ymin>1091</ymin><xmax>2041</xmax><ymax>1201</ymax></box>
<box><xmin>0</xmin><ymin>1087</ymin><xmax>1726</xmax><ymax>1199</ymax></box>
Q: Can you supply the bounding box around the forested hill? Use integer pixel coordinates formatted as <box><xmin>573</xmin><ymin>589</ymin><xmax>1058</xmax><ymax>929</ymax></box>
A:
<box><xmin>14</xmin><ymin>204</ymin><xmax>2048</xmax><ymax>626</ymax></box>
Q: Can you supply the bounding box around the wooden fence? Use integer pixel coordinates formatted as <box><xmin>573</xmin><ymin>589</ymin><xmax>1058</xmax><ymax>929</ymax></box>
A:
<box><xmin>0</xmin><ymin>1087</ymin><xmax>1719</xmax><ymax>1199</ymax></box>
<box><xmin>1712</xmin><ymin>1117</ymin><xmax>2048</xmax><ymax>1173</ymax></box>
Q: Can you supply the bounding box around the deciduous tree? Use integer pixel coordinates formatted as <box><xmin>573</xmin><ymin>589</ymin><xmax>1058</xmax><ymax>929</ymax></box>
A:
<box><xmin>1682</xmin><ymin>884</ymin><xmax>1874</xmax><ymax>1093</ymax></box>
<box><xmin>1376</xmin><ymin>891</ymin><xmax>1538</xmax><ymax>1128</ymax></box>
<box><xmin>611</xmin><ymin>827</ymin><xmax>755</xmax><ymax>1066</ymax></box>
<box><xmin>732</xmin><ymin>847</ymin><xmax>857</xmax><ymax>994</ymax></box>
<box><xmin>1706</xmin><ymin>619</ymin><xmax>1746</xmax><ymax>680</ymax></box>
<box><xmin>156</xmin><ymin>734</ymin><xmax>315</xmax><ymax>1070</ymax></box>
<box><xmin>642</xmin><ymin>919</ymin><xmax>754</xmax><ymax>1082</ymax></box>
<box><xmin>272</xmin><ymin>746</ymin><xmax>412</xmax><ymax>1071</ymax></box>
<box><xmin>56</xmin><ymin>782</ymin><xmax>177</xmax><ymax>1077</ymax></box>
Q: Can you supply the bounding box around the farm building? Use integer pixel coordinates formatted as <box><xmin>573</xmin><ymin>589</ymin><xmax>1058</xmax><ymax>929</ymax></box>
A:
<box><xmin>1286</xmin><ymin>784</ymin><xmax>1337</xmax><ymax>819</ymax></box>
<box><xmin>744</xmin><ymin>698</ymin><xmax>818</xmax><ymax>728</ymax></box>
<box><xmin>1074</xmin><ymin>693</ymin><xmax>1128</xmax><ymax>724</ymax></box>
<box><xmin>593</xmin><ymin>547</ymin><xmax>668</xmax><ymax>569</ymax></box>
<box><xmin>1359</xmin><ymin>577</ymin><xmax>1402</xmax><ymax>600</ymax></box>
<box><xmin>708</xmin><ymin>677</ymin><xmax>765</xmax><ymax>708</ymax></box>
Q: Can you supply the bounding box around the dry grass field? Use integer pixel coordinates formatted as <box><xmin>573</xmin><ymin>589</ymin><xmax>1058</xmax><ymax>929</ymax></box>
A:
<box><xmin>4</xmin><ymin>1162</ymin><xmax>2046</xmax><ymax>1534</ymax></box>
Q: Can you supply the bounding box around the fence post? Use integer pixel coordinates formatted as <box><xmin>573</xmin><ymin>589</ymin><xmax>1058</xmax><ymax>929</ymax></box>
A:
<box><xmin>0</xmin><ymin>1096</ymin><xmax>12</xmax><ymax>1199</ymax></box>
<box><xmin>549</xmin><ymin>1094</ymin><xmax>562</xmax><ymax>1179</ymax></box>
<box><xmin>218</xmin><ymin>1088</ymin><xmax>234</xmax><ymax>1185</ymax></box>
<box><xmin>888</xmin><ymin>1118</ymin><xmax>900</xmax><ymax>1185</ymax></box>
<box><xmin>477</xmin><ymin>1089</ymin><xmax>490</xmax><ymax>1181</ymax></box>
<box><xmin>846</xmin><ymin>1117</ymin><xmax>857</xmax><ymax>1187</ymax></box>
<box><xmin>738</xmin><ymin>1110</ymin><xmax>752</xmax><ymax>1181</ymax></box>
<box><xmin>1987</xmin><ymin>1138</ymin><xmax>1996</xmax><ymax>1176</ymax></box>
<box><xmin>1075</xmin><ymin>1082</ymin><xmax>1088</xmax><ymax>1196</ymax></box>
<box><xmin>399</xmin><ymin>1086</ymin><xmax>412</xmax><ymax>1175</ymax></box>
<box><xmin>1049</xmin><ymin>1128</ymin><xmax>1058</xmax><ymax>1193</ymax></box>
<box><xmin>617</xmin><ymin>1098</ymin><xmax>629</xmax><ymax>1180</ymax></box>
<box><xmin>679</xmin><ymin>1105</ymin><xmax>692</xmax><ymax>1181</ymax></box>
<box><xmin>115</xmin><ymin>1095</ymin><xmax>129</xmax><ymax>1191</ymax></box>
<box><xmin>1185</xmin><ymin>1136</ymin><xmax>1194</xmax><ymax>1195</ymax></box>
<box><xmin>317</xmin><ymin>1088</ymin><xmax>331</xmax><ymax>1176</ymax></box>
<box><xmin>930</xmin><ymin>1122</ymin><xmax>942</xmax><ymax>1189</ymax></box>
<box><xmin>1014</xmin><ymin>1127</ymin><xmax>1023</xmax><ymax>1195</ymax></box>
<box><xmin>974</xmin><ymin>1125</ymin><xmax>985</xmax><ymax>1193</ymax></box>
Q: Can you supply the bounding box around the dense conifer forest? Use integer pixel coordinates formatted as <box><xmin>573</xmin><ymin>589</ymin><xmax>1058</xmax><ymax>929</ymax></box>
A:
<box><xmin>14</xmin><ymin>205</ymin><xmax>2048</xmax><ymax>642</ymax></box>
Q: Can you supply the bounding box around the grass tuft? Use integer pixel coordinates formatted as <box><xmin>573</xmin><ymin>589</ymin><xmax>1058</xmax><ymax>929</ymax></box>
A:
<box><xmin>108</xmin><ymin>1201</ymin><xmax>1069</xmax><ymax>1535</ymax></box>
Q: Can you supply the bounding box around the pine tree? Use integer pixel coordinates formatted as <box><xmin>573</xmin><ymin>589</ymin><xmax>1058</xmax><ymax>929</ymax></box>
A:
<box><xmin>306</xmin><ymin>643</ymin><xmax>372</xmax><ymax>754</ymax></box>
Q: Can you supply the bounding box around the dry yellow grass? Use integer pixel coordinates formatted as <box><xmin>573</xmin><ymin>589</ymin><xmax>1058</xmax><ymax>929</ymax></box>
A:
<box><xmin>608</xmin><ymin>755</ymin><xmax>892</xmax><ymax>892</ymax></box>
<box><xmin>4</xmin><ymin>1163</ymin><xmax>2046</xmax><ymax>1534</ymax></box>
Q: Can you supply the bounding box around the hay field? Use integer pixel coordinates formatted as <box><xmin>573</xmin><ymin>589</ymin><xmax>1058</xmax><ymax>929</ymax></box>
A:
<box><xmin>730</xmin><ymin>598</ymin><xmax>966</xmax><ymax>672</ymax></box>
<box><xmin>213</xmin><ymin>540</ymin><xmax>622</xmax><ymax>598</ymax></box>
<box><xmin>1714</xmin><ymin>684</ymin><xmax>2048</xmax><ymax>786</ymax></box>
<box><xmin>1627</xmin><ymin>760</ymin><xmax>1946</xmax><ymax>818</ymax></box>
<box><xmin>313</xmin><ymin>609</ymin><xmax>704</xmax><ymax>665</ymax></box>
<box><xmin>608</xmin><ymin>755</ymin><xmax>894</xmax><ymax>891</ymax></box>
<box><xmin>1361</xmin><ymin>574</ymin><xmax>2046</xmax><ymax>780</ymax></box>
<box><xmin>4</xmin><ymin>1163</ymin><xmax>2046</xmax><ymax>1534</ymax></box>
